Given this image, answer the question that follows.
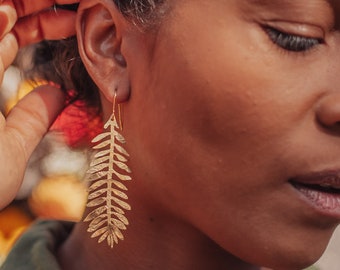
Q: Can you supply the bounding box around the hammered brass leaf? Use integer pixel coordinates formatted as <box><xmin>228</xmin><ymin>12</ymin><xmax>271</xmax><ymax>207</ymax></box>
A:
<box><xmin>115</xmin><ymin>144</ymin><xmax>129</xmax><ymax>156</ymax></box>
<box><xmin>114</xmin><ymin>153</ymin><xmax>128</xmax><ymax>162</ymax></box>
<box><xmin>90</xmin><ymin>156</ymin><xmax>110</xmax><ymax>167</ymax></box>
<box><xmin>88</xmin><ymin>180</ymin><xmax>107</xmax><ymax>192</ymax></box>
<box><xmin>112</xmin><ymin>219</ymin><xmax>127</xmax><ymax>230</ymax></box>
<box><xmin>87</xmin><ymin>197</ymin><xmax>106</xmax><ymax>207</ymax></box>
<box><xmin>112</xmin><ymin>170</ymin><xmax>132</xmax><ymax>181</ymax></box>
<box><xmin>94</xmin><ymin>149</ymin><xmax>111</xmax><ymax>158</ymax></box>
<box><xmin>84</xmin><ymin>113</ymin><xmax>132</xmax><ymax>248</ymax></box>
<box><xmin>92</xmin><ymin>132</ymin><xmax>111</xmax><ymax>142</ymax></box>
<box><xmin>113</xmin><ymin>212</ymin><xmax>129</xmax><ymax>225</ymax></box>
<box><xmin>111</xmin><ymin>180</ymin><xmax>128</xmax><ymax>190</ymax></box>
<box><xmin>84</xmin><ymin>206</ymin><xmax>107</xmax><ymax>222</ymax></box>
<box><xmin>98</xmin><ymin>230</ymin><xmax>110</xmax><ymax>244</ymax></box>
<box><xmin>88</xmin><ymin>218</ymin><xmax>107</xmax><ymax>232</ymax></box>
<box><xmin>93</xmin><ymin>140</ymin><xmax>111</xmax><ymax>149</ymax></box>
<box><xmin>87</xmin><ymin>188</ymin><xmax>107</xmax><ymax>200</ymax></box>
<box><xmin>112</xmin><ymin>197</ymin><xmax>131</xmax><ymax>210</ymax></box>
<box><xmin>88</xmin><ymin>214</ymin><xmax>106</xmax><ymax>226</ymax></box>
<box><xmin>112</xmin><ymin>206</ymin><xmax>125</xmax><ymax>214</ymax></box>
<box><xmin>87</xmin><ymin>171</ymin><xmax>108</xmax><ymax>182</ymax></box>
<box><xmin>113</xmin><ymin>160</ymin><xmax>131</xmax><ymax>173</ymax></box>
<box><xmin>91</xmin><ymin>226</ymin><xmax>109</xmax><ymax>238</ymax></box>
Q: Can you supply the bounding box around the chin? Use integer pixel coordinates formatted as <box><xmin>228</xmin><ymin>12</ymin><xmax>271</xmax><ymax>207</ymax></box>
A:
<box><xmin>260</xmin><ymin>242</ymin><xmax>329</xmax><ymax>270</ymax></box>
<box><xmin>265</xmin><ymin>259</ymin><xmax>318</xmax><ymax>270</ymax></box>
<box><xmin>243</xmin><ymin>227</ymin><xmax>336</xmax><ymax>270</ymax></box>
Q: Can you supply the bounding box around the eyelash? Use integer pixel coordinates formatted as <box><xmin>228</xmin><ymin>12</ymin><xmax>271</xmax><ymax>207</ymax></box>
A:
<box><xmin>265</xmin><ymin>27</ymin><xmax>324</xmax><ymax>52</ymax></box>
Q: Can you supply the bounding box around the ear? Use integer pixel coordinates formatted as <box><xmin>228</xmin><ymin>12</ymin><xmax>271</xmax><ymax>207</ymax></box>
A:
<box><xmin>76</xmin><ymin>0</ymin><xmax>130</xmax><ymax>103</ymax></box>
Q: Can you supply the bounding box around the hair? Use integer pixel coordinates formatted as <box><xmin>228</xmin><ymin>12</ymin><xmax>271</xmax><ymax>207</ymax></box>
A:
<box><xmin>115</xmin><ymin>0</ymin><xmax>165</xmax><ymax>23</ymax></box>
<box><xmin>20</xmin><ymin>0</ymin><xmax>165</xmax><ymax>113</ymax></box>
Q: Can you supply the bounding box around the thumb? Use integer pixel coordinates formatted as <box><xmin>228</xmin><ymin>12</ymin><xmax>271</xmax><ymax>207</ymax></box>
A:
<box><xmin>5</xmin><ymin>84</ymin><xmax>65</xmax><ymax>162</ymax></box>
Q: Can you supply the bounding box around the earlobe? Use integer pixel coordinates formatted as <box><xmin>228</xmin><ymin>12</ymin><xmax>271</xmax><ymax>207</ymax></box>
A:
<box><xmin>76</xmin><ymin>0</ymin><xmax>130</xmax><ymax>103</ymax></box>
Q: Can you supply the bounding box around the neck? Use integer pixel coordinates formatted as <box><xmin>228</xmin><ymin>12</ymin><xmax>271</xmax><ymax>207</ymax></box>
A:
<box><xmin>58</xmin><ymin>203</ymin><xmax>259</xmax><ymax>270</ymax></box>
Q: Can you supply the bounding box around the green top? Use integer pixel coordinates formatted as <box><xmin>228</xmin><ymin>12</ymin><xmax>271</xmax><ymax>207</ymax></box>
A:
<box><xmin>1</xmin><ymin>220</ymin><xmax>73</xmax><ymax>270</ymax></box>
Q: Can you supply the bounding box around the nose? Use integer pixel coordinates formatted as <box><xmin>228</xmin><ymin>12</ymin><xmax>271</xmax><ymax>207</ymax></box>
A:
<box><xmin>316</xmin><ymin>94</ymin><xmax>340</xmax><ymax>130</ymax></box>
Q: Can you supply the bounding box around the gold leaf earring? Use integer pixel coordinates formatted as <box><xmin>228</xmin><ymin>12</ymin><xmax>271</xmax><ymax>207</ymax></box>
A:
<box><xmin>84</xmin><ymin>91</ymin><xmax>132</xmax><ymax>248</ymax></box>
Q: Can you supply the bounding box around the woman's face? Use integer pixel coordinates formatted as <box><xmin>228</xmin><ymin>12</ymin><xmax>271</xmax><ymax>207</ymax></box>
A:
<box><xmin>123</xmin><ymin>0</ymin><xmax>340</xmax><ymax>268</ymax></box>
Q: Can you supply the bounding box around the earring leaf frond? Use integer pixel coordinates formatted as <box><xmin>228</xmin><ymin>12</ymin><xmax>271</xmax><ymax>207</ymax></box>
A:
<box><xmin>84</xmin><ymin>113</ymin><xmax>132</xmax><ymax>248</ymax></box>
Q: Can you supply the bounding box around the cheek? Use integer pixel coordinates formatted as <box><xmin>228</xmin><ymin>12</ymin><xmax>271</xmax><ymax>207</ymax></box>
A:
<box><xmin>127</xmin><ymin>33</ymin><xmax>284</xmax><ymax>215</ymax></box>
<box><xmin>126</xmin><ymin>5</ymin><xmax>304</xmax><ymax>203</ymax></box>
<box><xmin>125</xmin><ymin>0</ymin><xmax>329</xmax><ymax>218</ymax></box>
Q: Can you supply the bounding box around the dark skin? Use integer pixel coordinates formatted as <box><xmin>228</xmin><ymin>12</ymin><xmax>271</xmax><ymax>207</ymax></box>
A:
<box><xmin>59</xmin><ymin>0</ymin><xmax>340</xmax><ymax>269</ymax></box>
<box><xmin>2</xmin><ymin>0</ymin><xmax>340</xmax><ymax>269</ymax></box>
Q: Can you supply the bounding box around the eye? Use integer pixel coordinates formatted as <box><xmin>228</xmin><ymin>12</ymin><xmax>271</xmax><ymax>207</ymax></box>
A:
<box><xmin>265</xmin><ymin>27</ymin><xmax>323</xmax><ymax>52</ymax></box>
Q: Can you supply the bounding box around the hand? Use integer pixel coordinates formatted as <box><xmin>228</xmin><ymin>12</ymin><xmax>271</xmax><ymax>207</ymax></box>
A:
<box><xmin>0</xmin><ymin>0</ymin><xmax>78</xmax><ymax>78</ymax></box>
<box><xmin>0</xmin><ymin>0</ymin><xmax>79</xmax><ymax>209</ymax></box>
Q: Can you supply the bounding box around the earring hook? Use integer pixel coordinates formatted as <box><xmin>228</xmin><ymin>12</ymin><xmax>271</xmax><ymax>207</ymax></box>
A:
<box><xmin>113</xmin><ymin>91</ymin><xmax>123</xmax><ymax>131</ymax></box>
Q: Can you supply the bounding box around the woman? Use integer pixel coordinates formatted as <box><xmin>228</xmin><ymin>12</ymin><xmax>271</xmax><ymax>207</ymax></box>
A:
<box><xmin>1</xmin><ymin>0</ymin><xmax>340</xmax><ymax>269</ymax></box>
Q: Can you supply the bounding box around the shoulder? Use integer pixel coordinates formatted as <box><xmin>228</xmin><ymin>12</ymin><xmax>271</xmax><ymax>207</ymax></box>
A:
<box><xmin>1</xmin><ymin>220</ymin><xmax>74</xmax><ymax>270</ymax></box>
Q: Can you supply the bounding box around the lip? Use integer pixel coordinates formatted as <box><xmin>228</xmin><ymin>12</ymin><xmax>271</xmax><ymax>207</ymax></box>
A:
<box><xmin>290</xmin><ymin>170</ymin><xmax>340</xmax><ymax>220</ymax></box>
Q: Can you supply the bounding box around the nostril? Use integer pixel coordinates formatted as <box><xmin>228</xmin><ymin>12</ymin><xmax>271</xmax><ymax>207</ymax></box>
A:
<box><xmin>316</xmin><ymin>95</ymin><xmax>340</xmax><ymax>130</ymax></box>
<box><xmin>316</xmin><ymin>120</ymin><xmax>340</xmax><ymax>135</ymax></box>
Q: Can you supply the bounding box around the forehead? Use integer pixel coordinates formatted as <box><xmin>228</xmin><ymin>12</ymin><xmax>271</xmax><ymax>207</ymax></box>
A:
<box><xmin>238</xmin><ymin>0</ymin><xmax>340</xmax><ymax>28</ymax></box>
<box><xmin>243</xmin><ymin>0</ymin><xmax>340</xmax><ymax>14</ymax></box>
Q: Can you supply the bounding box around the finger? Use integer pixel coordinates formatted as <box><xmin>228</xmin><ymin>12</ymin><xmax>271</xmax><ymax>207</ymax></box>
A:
<box><xmin>0</xmin><ymin>32</ymin><xmax>18</xmax><ymax>71</ymax></box>
<box><xmin>5</xmin><ymin>85</ymin><xmax>65</xmax><ymax>162</ymax></box>
<box><xmin>12</xmin><ymin>9</ymin><xmax>76</xmax><ymax>47</ymax></box>
<box><xmin>12</xmin><ymin>0</ymin><xmax>79</xmax><ymax>18</ymax></box>
<box><xmin>0</xmin><ymin>2</ymin><xmax>16</xmax><ymax>38</ymax></box>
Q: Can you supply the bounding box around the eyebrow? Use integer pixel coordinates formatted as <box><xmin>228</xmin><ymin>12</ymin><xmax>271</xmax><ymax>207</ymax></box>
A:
<box><xmin>248</xmin><ymin>0</ymin><xmax>331</xmax><ymax>7</ymax></box>
<box><xmin>246</xmin><ymin>0</ymin><xmax>331</xmax><ymax>11</ymax></box>
<box><xmin>240</xmin><ymin>0</ymin><xmax>335</xmax><ymax>27</ymax></box>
